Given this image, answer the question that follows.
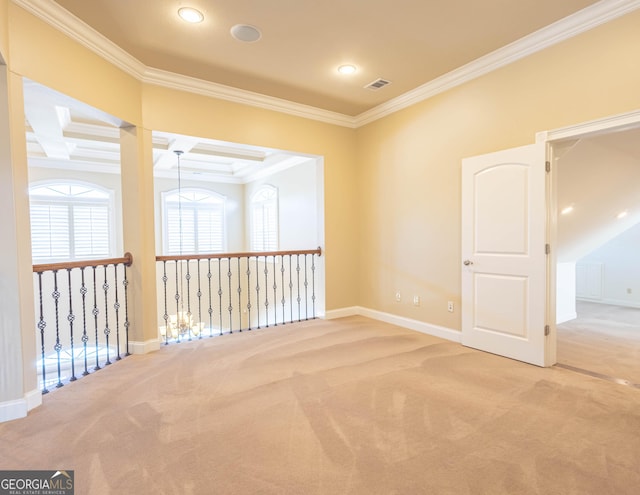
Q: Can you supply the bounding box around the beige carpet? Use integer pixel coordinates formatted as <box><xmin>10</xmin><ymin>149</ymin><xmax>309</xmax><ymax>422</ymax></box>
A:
<box><xmin>1</xmin><ymin>316</ymin><xmax>640</xmax><ymax>494</ymax></box>
<box><xmin>557</xmin><ymin>301</ymin><xmax>640</xmax><ymax>384</ymax></box>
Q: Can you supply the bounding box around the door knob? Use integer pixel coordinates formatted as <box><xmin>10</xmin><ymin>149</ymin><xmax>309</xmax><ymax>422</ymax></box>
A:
<box><xmin>463</xmin><ymin>260</ymin><xmax>473</xmax><ymax>266</ymax></box>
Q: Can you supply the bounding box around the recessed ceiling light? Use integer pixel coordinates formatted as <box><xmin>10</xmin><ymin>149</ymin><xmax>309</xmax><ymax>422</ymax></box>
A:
<box><xmin>561</xmin><ymin>206</ymin><xmax>574</xmax><ymax>215</ymax></box>
<box><xmin>338</xmin><ymin>64</ymin><xmax>357</xmax><ymax>75</ymax></box>
<box><xmin>230</xmin><ymin>24</ymin><xmax>262</xmax><ymax>43</ymax></box>
<box><xmin>617</xmin><ymin>210</ymin><xmax>628</xmax><ymax>219</ymax></box>
<box><xmin>178</xmin><ymin>7</ymin><xmax>204</xmax><ymax>23</ymax></box>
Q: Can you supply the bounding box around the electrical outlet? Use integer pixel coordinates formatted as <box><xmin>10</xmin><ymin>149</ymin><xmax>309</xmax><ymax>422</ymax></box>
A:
<box><xmin>413</xmin><ymin>295</ymin><xmax>420</xmax><ymax>306</ymax></box>
<box><xmin>447</xmin><ymin>301</ymin><xmax>454</xmax><ymax>312</ymax></box>
<box><xmin>395</xmin><ymin>292</ymin><xmax>401</xmax><ymax>302</ymax></box>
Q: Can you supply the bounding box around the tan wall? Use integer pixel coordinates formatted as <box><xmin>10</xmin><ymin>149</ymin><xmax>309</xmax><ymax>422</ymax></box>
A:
<box><xmin>6</xmin><ymin>3</ymin><xmax>359</xmax><ymax>325</ymax></box>
<box><xmin>356</xmin><ymin>9</ymin><xmax>640</xmax><ymax>331</ymax></box>
<box><xmin>8</xmin><ymin>3</ymin><xmax>142</xmax><ymax>126</ymax></box>
<box><xmin>142</xmin><ymin>85</ymin><xmax>358</xmax><ymax>310</ymax></box>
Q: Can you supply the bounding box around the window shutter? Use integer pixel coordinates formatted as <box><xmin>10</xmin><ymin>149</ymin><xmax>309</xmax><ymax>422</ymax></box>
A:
<box><xmin>73</xmin><ymin>205</ymin><xmax>110</xmax><ymax>258</ymax></box>
<box><xmin>30</xmin><ymin>203</ymin><xmax>71</xmax><ymax>260</ymax></box>
<box><xmin>167</xmin><ymin>206</ymin><xmax>196</xmax><ymax>254</ymax></box>
<box><xmin>251</xmin><ymin>190</ymin><xmax>278</xmax><ymax>252</ymax></box>
<box><xmin>196</xmin><ymin>206</ymin><xmax>224</xmax><ymax>253</ymax></box>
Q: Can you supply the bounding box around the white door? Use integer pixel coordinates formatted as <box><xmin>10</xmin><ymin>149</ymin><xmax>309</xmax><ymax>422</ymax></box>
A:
<box><xmin>461</xmin><ymin>143</ymin><xmax>549</xmax><ymax>366</ymax></box>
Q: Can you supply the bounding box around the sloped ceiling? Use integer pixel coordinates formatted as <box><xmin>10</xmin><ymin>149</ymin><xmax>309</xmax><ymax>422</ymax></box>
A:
<box><xmin>556</xmin><ymin>127</ymin><xmax>640</xmax><ymax>262</ymax></box>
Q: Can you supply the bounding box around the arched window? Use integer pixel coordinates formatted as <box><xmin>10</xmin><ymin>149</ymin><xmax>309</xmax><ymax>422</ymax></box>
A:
<box><xmin>250</xmin><ymin>185</ymin><xmax>278</xmax><ymax>251</ymax></box>
<box><xmin>163</xmin><ymin>188</ymin><xmax>226</xmax><ymax>254</ymax></box>
<box><xmin>29</xmin><ymin>182</ymin><xmax>114</xmax><ymax>262</ymax></box>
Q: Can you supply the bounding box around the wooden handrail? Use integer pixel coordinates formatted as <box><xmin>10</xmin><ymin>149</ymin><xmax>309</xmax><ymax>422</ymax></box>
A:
<box><xmin>156</xmin><ymin>247</ymin><xmax>322</xmax><ymax>263</ymax></box>
<box><xmin>33</xmin><ymin>252</ymin><xmax>133</xmax><ymax>273</ymax></box>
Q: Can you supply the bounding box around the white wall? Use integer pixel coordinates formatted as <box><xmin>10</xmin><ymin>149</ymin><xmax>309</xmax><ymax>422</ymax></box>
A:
<box><xmin>577</xmin><ymin>223</ymin><xmax>640</xmax><ymax>308</ymax></box>
<box><xmin>244</xmin><ymin>158</ymin><xmax>319</xmax><ymax>251</ymax></box>
<box><xmin>153</xmin><ymin>177</ymin><xmax>244</xmax><ymax>254</ymax></box>
<box><xmin>556</xmin><ymin>262</ymin><xmax>577</xmax><ymax>324</ymax></box>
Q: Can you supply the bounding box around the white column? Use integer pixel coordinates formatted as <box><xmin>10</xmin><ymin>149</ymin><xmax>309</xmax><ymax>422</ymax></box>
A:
<box><xmin>0</xmin><ymin>66</ymin><xmax>41</xmax><ymax>422</ymax></box>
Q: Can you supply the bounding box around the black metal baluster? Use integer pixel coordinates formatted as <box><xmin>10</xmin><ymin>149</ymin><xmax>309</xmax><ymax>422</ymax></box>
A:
<box><xmin>162</xmin><ymin>260</ymin><xmax>169</xmax><ymax>345</ymax></box>
<box><xmin>36</xmin><ymin>272</ymin><xmax>49</xmax><ymax>394</ymax></box>
<box><xmin>175</xmin><ymin>260</ymin><xmax>181</xmax><ymax>343</ymax></box>
<box><xmin>264</xmin><ymin>255</ymin><xmax>270</xmax><ymax>327</ymax></box>
<box><xmin>280</xmin><ymin>256</ymin><xmax>286</xmax><ymax>325</ymax></box>
<box><xmin>304</xmin><ymin>255</ymin><xmax>309</xmax><ymax>321</ymax></box>
<box><xmin>217</xmin><ymin>259</ymin><xmax>223</xmax><ymax>335</ymax></box>
<box><xmin>255</xmin><ymin>256</ymin><xmax>261</xmax><ymax>329</ymax></box>
<box><xmin>92</xmin><ymin>266</ymin><xmax>101</xmax><ymax>371</ymax></box>
<box><xmin>311</xmin><ymin>254</ymin><xmax>317</xmax><ymax>319</ymax></box>
<box><xmin>272</xmin><ymin>256</ymin><xmax>278</xmax><ymax>326</ymax></box>
<box><xmin>289</xmin><ymin>255</ymin><xmax>293</xmax><ymax>323</ymax></box>
<box><xmin>66</xmin><ymin>269</ymin><xmax>77</xmax><ymax>381</ymax></box>
<box><xmin>186</xmin><ymin>260</ymin><xmax>193</xmax><ymax>341</ymax></box>
<box><xmin>227</xmin><ymin>258</ymin><xmax>233</xmax><ymax>333</ymax></box>
<box><xmin>51</xmin><ymin>270</ymin><xmax>63</xmax><ymax>388</ymax></box>
<box><xmin>113</xmin><ymin>264</ymin><xmax>121</xmax><ymax>360</ymax></box>
<box><xmin>80</xmin><ymin>268</ymin><xmax>89</xmax><ymax>376</ymax></box>
<box><xmin>246</xmin><ymin>257</ymin><xmax>252</xmax><ymax>331</ymax></box>
<box><xmin>237</xmin><ymin>257</ymin><xmax>242</xmax><ymax>332</ymax></box>
<box><xmin>103</xmin><ymin>265</ymin><xmax>111</xmax><ymax>365</ymax></box>
<box><xmin>197</xmin><ymin>259</ymin><xmax>203</xmax><ymax>339</ymax></box>
<box><xmin>296</xmin><ymin>255</ymin><xmax>302</xmax><ymax>322</ymax></box>
<box><xmin>207</xmin><ymin>258</ymin><xmax>213</xmax><ymax>337</ymax></box>
<box><xmin>123</xmin><ymin>264</ymin><xmax>131</xmax><ymax>356</ymax></box>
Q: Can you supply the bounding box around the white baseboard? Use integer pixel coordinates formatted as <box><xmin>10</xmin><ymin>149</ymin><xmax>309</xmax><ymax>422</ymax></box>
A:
<box><xmin>129</xmin><ymin>338</ymin><xmax>161</xmax><ymax>354</ymax></box>
<box><xmin>324</xmin><ymin>306</ymin><xmax>461</xmax><ymax>343</ymax></box>
<box><xmin>324</xmin><ymin>307</ymin><xmax>359</xmax><ymax>319</ymax></box>
<box><xmin>577</xmin><ymin>297</ymin><xmax>640</xmax><ymax>309</ymax></box>
<box><xmin>25</xmin><ymin>388</ymin><xmax>42</xmax><ymax>411</ymax></box>
<box><xmin>0</xmin><ymin>387</ymin><xmax>42</xmax><ymax>423</ymax></box>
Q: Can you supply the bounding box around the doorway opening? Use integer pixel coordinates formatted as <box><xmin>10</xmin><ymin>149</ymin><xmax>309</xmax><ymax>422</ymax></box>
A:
<box><xmin>547</xmin><ymin>115</ymin><xmax>640</xmax><ymax>383</ymax></box>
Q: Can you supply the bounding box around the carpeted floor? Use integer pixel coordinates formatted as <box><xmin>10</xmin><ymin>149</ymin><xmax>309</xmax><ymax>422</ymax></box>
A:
<box><xmin>557</xmin><ymin>301</ymin><xmax>640</xmax><ymax>384</ymax></box>
<box><xmin>1</xmin><ymin>316</ymin><xmax>640</xmax><ymax>494</ymax></box>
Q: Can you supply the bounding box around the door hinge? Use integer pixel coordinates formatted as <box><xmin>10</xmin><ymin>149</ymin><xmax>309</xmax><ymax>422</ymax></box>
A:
<box><xmin>545</xmin><ymin>243</ymin><xmax>550</xmax><ymax>255</ymax></box>
<box><xmin>544</xmin><ymin>325</ymin><xmax>550</xmax><ymax>336</ymax></box>
<box><xmin>545</xmin><ymin>161</ymin><xmax>551</xmax><ymax>173</ymax></box>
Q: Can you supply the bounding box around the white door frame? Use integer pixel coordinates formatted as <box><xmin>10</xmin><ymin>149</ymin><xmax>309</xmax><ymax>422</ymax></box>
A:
<box><xmin>536</xmin><ymin>108</ymin><xmax>640</xmax><ymax>365</ymax></box>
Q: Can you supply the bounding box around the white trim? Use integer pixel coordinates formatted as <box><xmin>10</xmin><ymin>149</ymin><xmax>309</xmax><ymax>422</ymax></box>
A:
<box><xmin>537</xmin><ymin>108</ymin><xmax>640</xmax><ymax>143</ymax></box>
<box><xmin>0</xmin><ymin>399</ymin><xmax>26</xmax><ymax>423</ymax></box>
<box><xmin>324</xmin><ymin>307</ymin><xmax>359</xmax><ymax>319</ymax></box>
<box><xmin>129</xmin><ymin>339</ymin><xmax>161</xmax><ymax>354</ymax></box>
<box><xmin>577</xmin><ymin>297</ymin><xmax>640</xmax><ymax>309</ymax></box>
<box><xmin>142</xmin><ymin>67</ymin><xmax>356</xmax><ymax>128</ymax></box>
<box><xmin>356</xmin><ymin>0</ymin><xmax>640</xmax><ymax>127</ymax></box>
<box><xmin>13</xmin><ymin>0</ymin><xmax>640</xmax><ymax>128</ymax></box>
<box><xmin>25</xmin><ymin>387</ymin><xmax>42</xmax><ymax>411</ymax></box>
<box><xmin>0</xmin><ymin>388</ymin><xmax>41</xmax><ymax>423</ymax></box>
<box><xmin>324</xmin><ymin>306</ymin><xmax>461</xmax><ymax>343</ymax></box>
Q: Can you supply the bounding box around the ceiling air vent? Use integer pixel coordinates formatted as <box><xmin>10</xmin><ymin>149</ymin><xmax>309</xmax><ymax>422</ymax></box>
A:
<box><xmin>364</xmin><ymin>78</ymin><xmax>391</xmax><ymax>91</ymax></box>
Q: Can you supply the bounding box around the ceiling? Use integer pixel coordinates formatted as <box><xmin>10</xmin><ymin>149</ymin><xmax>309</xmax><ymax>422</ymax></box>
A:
<box><xmin>21</xmin><ymin>0</ymin><xmax>635</xmax><ymax>179</ymax></box>
<box><xmin>556</xmin><ymin>127</ymin><xmax>640</xmax><ymax>262</ymax></box>
<box><xmin>48</xmin><ymin>0</ymin><xmax>604</xmax><ymax>116</ymax></box>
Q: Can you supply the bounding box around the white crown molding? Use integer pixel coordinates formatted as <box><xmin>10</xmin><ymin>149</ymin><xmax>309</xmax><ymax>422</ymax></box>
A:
<box><xmin>141</xmin><ymin>67</ymin><xmax>357</xmax><ymax>128</ymax></box>
<box><xmin>13</xmin><ymin>0</ymin><xmax>640</xmax><ymax>129</ymax></box>
<box><xmin>354</xmin><ymin>0</ymin><xmax>640</xmax><ymax>127</ymax></box>
<box><xmin>13</xmin><ymin>0</ymin><xmax>146</xmax><ymax>78</ymax></box>
<box><xmin>537</xmin><ymin>108</ymin><xmax>640</xmax><ymax>142</ymax></box>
